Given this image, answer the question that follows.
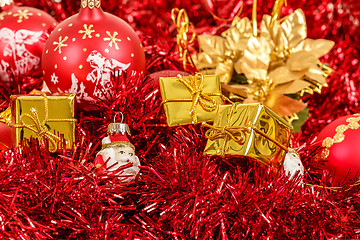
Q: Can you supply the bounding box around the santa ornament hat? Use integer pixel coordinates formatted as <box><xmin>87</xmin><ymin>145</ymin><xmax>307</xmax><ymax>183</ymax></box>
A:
<box><xmin>101</xmin><ymin>133</ymin><xmax>135</xmax><ymax>151</ymax></box>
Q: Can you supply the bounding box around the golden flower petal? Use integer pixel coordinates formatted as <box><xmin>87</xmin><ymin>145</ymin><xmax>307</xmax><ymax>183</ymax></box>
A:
<box><xmin>222</xmin><ymin>16</ymin><xmax>252</xmax><ymax>52</ymax></box>
<box><xmin>273</xmin><ymin>80</ymin><xmax>311</xmax><ymax>94</ymax></box>
<box><xmin>192</xmin><ymin>52</ymin><xmax>218</xmax><ymax>71</ymax></box>
<box><xmin>280</xmin><ymin>9</ymin><xmax>307</xmax><ymax>49</ymax></box>
<box><xmin>268</xmin><ymin>66</ymin><xmax>305</xmax><ymax>85</ymax></box>
<box><xmin>260</xmin><ymin>14</ymin><xmax>279</xmax><ymax>47</ymax></box>
<box><xmin>305</xmin><ymin>66</ymin><xmax>327</xmax><ymax>85</ymax></box>
<box><xmin>216</xmin><ymin>61</ymin><xmax>234</xmax><ymax>84</ymax></box>
<box><xmin>287</xmin><ymin>51</ymin><xmax>317</xmax><ymax>71</ymax></box>
<box><xmin>264</xmin><ymin>92</ymin><xmax>307</xmax><ymax>117</ymax></box>
<box><xmin>299</xmin><ymin>39</ymin><xmax>335</xmax><ymax>58</ymax></box>
<box><xmin>241</xmin><ymin>36</ymin><xmax>271</xmax><ymax>80</ymax></box>
<box><xmin>197</xmin><ymin>35</ymin><xmax>226</xmax><ymax>56</ymax></box>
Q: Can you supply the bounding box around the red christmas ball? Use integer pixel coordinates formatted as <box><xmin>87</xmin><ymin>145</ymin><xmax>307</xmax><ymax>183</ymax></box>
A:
<box><xmin>0</xmin><ymin>121</ymin><xmax>11</xmax><ymax>151</ymax></box>
<box><xmin>317</xmin><ymin>114</ymin><xmax>360</xmax><ymax>184</ymax></box>
<box><xmin>0</xmin><ymin>1</ymin><xmax>57</xmax><ymax>87</ymax></box>
<box><xmin>42</xmin><ymin>1</ymin><xmax>145</xmax><ymax>110</ymax></box>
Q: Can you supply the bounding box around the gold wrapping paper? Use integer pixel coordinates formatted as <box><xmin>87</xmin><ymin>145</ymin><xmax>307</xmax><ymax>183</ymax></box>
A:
<box><xmin>10</xmin><ymin>93</ymin><xmax>76</xmax><ymax>152</ymax></box>
<box><xmin>203</xmin><ymin>103</ymin><xmax>293</xmax><ymax>167</ymax></box>
<box><xmin>159</xmin><ymin>74</ymin><xmax>224</xmax><ymax>126</ymax></box>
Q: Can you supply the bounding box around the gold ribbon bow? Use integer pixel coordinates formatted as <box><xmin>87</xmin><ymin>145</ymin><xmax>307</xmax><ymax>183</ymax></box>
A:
<box><xmin>203</xmin><ymin>123</ymin><xmax>250</xmax><ymax>156</ymax></box>
<box><xmin>161</xmin><ymin>73</ymin><xmax>233</xmax><ymax>124</ymax></box>
<box><xmin>177</xmin><ymin>73</ymin><xmax>219</xmax><ymax>119</ymax></box>
<box><xmin>202</xmin><ymin>104</ymin><xmax>250</xmax><ymax>156</ymax></box>
<box><xmin>13</xmin><ymin>93</ymin><xmax>77</xmax><ymax>153</ymax></box>
<box><xmin>203</xmin><ymin>103</ymin><xmax>288</xmax><ymax>157</ymax></box>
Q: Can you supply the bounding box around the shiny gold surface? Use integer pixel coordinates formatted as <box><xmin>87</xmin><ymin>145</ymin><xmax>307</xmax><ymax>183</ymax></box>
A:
<box><xmin>10</xmin><ymin>94</ymin><xmax>76</xmax><ymax>151</ymax></box>
<box><xmin>204</xmin><ymin>103</ymin><xmax>293</xmax><ymax>167</ymax></box>
<box><xmin>159</xmin><ymin>74</ymin><xmax>224</xmax><ymax>126</ymax></box>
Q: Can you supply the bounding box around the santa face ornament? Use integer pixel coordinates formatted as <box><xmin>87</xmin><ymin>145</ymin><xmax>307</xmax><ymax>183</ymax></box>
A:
<box><xmin>94</xmin><ymin>114</ymin><xmax>140</xmax><ymax>182</ymax></box>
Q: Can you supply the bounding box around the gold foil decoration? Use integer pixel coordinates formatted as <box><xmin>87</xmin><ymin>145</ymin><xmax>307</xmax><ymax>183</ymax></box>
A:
<box><xmin>81</xmin><ymin>0</ymin><xmax>101</xmax><ymax>9</ymax></box>
<box><xmin>321</xmin><ymin>114</ymin><xmax>360</xmax><ymax>159</ymax></box>
<box><xmin>159</xmin><ymin>73</ymin><xmax>232</xmax><ymax>126</ymax></box>
<box><xmin>203</xmin><ymin>103</ymin><xmax>293</xmax><ymax>167</ymax></box>
<box><xmin>203</xmin><ymin>104</ymin><xmax>250</xmax><ymax>156</ymax></box>
<box><xmin>193</xmin><ymin>2</ymin><xmax>334</xmax><ymax>121</ymax></box>
<box><xmin>193</xmin><ymin>16</ymin><xmax>252</xmax><ymax>84</ymax></box>
<box><xmin>11</xmin><ymin>93</ymin><xmax>77</xmax><ymax>152</ymax></box>
<box><xmin>171</xmin><ymin>8</ymin><xmax>196</xmax><ymax>70</ymax></box>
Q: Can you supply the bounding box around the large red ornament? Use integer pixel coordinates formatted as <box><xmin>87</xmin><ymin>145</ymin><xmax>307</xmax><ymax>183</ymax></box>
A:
<box><xmin>316</xmin><ymin>114</ymin><xmax>360</xmax><ymax>184</ymax></box>
<box><xmin>42</xmin><ymin>0</ymin><xmax>146</xmax><ymax>110</ymax></box>
<box><xmin>0</xmin><ymin>0</ymin><xmax>57</xmax><ymax>87</ymax></box>
<box><xmin>0</xmin><ymin>121</ymin><xmax>11</xmax><ymax>150</ymax></box>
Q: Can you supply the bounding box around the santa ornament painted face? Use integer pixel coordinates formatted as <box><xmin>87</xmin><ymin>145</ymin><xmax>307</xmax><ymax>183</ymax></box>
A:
<box><xmin>95</xmin><ymin>113</ymin><xmax>140</xmax><ymax>182</ymax></box>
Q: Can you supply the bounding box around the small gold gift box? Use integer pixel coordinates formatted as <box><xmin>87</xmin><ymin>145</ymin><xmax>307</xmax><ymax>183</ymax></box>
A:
<box><xmin>203</xmin><ymin>103</ymin><xmax>293</xmax><ymax>167</ymax></box>
<box><xmin>10</xmin><ymin>93</ymin><xmax>76</xmax><ymax>152</ymax></box>
<box><xmin>159</xmin><ymin>73</ymin><xmax>227</xmax><ymax>126</ymax></box>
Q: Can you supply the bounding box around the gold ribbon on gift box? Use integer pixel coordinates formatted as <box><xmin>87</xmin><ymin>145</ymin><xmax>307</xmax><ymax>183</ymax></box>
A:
<box><xmin>203</xmin><ymin>104</ymin><xmax>289</xmax><ymax>157</ymax></box>
<box><xmin>12</xmin><ymin>93</ymin><xmax>77</xmax><ymax>153</ymax></box>
<box><xmin>161</xmin><ymin>72</ymin><xmax>233</xmax><ymax>124</ymax></box>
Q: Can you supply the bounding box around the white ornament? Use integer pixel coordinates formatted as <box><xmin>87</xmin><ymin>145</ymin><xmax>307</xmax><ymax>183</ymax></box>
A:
<box><xmin>283</xmin><ymin>149</ymin><xmax>304</xmax><ymax>181</ymax></box>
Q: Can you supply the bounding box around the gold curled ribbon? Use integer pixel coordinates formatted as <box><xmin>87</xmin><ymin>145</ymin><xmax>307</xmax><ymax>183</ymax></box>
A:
<box><xmin>162</xmin><ymin>73</ymin><xmax>233</xmax><ymax>123</ymax></box>
<box><xmin>171</xmin><ymin>8</ymin><xmax>196</xmax><ymax>70</ymax></box>
<box><xmin>203</xmin><ymin>104</ymin><xmax>288</xmax><ymax>157</ymax></box>
<box><xmin>13</xmin><ymin>93</ymin><xmax>77</xmax><ymax>153</ymax></box>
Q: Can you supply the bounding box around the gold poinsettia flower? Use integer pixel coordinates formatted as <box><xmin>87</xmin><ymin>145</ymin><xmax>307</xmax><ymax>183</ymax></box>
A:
<box><xmin>192</xmin><ymin>16</ymin><xmax>253</xmax><ymax>84</ymax></box>
<box><xmin>261</xmin><ymin>9</ymin><xmax>335</xmax><ymax>94</ymax></box>
<box><xmin>191</xmin><ymin>2</ymin><xmax>334</xmax><ymax>120</ymax></box>
<box><xmin>240</xmin><ymin>36</ymin><xmax>307</xmax><ymax>117</ymax></box>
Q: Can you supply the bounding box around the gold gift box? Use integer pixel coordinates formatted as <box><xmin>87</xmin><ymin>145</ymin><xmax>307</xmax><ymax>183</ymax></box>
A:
<box><xmin>159</xmin><ymin>74</ymin><xmax>223</xmax><ymax>126</ymax></box>
<box><xmin>204</xmin><ymin>103</ymin><xmax>293</xmax><ymax>167</ymax></box>
<box><xmin>10</xmin><ymin>93</ymin><xmax>76</xmax><ymax>151</ymax></box>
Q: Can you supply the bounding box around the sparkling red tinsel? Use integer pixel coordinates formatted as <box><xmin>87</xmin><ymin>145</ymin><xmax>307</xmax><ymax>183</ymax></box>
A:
<box><xmin>1</xmin><ymin>0</ymin><xmax>360</xmax><ymax>238</ymax></box>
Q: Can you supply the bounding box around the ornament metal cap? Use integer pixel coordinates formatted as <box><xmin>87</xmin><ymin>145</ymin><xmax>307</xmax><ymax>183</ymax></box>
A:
<box><xmin>107</xmin><ymin>112</ymin><xmax>131</xmax><ymax>136</ymax></box>
<box><xmin>81</xmin><ymin>0</ymin><xmax>101</xmax><ymax>9</ymax></box>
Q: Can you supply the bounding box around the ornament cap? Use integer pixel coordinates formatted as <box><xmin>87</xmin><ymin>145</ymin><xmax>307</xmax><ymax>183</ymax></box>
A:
<box><xmin>107</xmin><ymin>112</ymin><xmax>131</xmax><ymax>136</ymax></box>
<box><xmin>107</xmin><ymin>123</ymin><xmax>131</xmax><ymax>136</ymax></box>
<box><xmin>81</xmin><ymin>0</ymin><xmax>101</xmax><ymax>9</ymax></box>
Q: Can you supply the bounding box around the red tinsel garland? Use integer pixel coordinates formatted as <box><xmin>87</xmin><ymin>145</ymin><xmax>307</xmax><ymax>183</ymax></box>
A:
<box><xmin>1</xmin><ymin>0</ymin><xmax>360</xmax><ymax>238</ymax></box>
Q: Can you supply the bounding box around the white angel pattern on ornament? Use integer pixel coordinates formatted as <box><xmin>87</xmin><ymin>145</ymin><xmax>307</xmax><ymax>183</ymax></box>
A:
<box><xmin>86</xmin><ymin>50</ymin><xmax>130</xmax><ymax>97</ymax></box>
<box><xmin>68</xmin><ymin>73</ymin><xmax>93</xmax><ymax>102</ymax></box>
<box><xmin>0</xmin><ymin>28</ymin><xmax>43</xmax><ymax>80</ymax></box>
